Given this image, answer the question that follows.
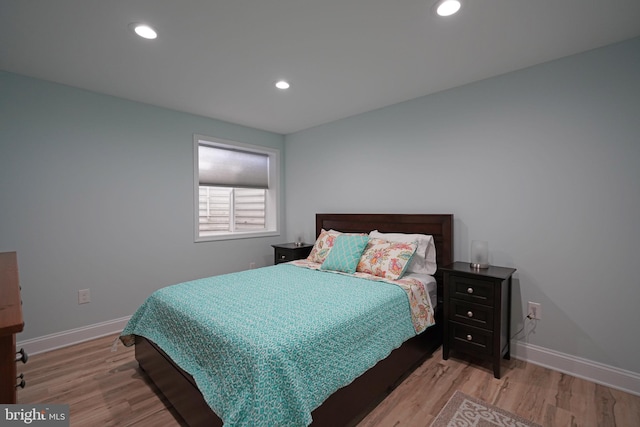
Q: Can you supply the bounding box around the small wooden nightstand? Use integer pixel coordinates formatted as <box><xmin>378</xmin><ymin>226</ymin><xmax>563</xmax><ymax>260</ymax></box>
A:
<box><xmin>271</xmin><ymin>243</ymin><xmax>313</xmax><ymax>265</ymax></box>
<box><xmin>441</xmin><ymin>261</ymin><xmax>516</xmax><ymax>379</ymax></box>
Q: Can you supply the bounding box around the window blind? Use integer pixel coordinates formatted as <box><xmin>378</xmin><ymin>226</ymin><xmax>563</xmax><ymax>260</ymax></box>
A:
<box><xmin>198</xmin><ymin>187</ymin><xmax>266</xmax><ymax>233</ymax></box>
<box><xmin>198</xmin><ymin>144</ymin><xmax>269</xmax><ymax>189</ymax></box>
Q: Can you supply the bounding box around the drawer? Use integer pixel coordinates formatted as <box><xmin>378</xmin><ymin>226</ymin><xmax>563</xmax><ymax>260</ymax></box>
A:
<box><xmin>275</xmin><ymin>248</ymin><xmax>294</xmax><ymax>263</ymax></box>
<box><xmin>449</xmin><ymin>275</ymin><xmax>494</xmax><ymax>306</ymax></box>
<box><xmin>274</xmin><ymin>246</ymin><xmax>312</xmax><ymax>264</ymax></box>
<box><xmin>448</xmin><ymin>322</ymin><xmax>493</xmax><ymax>356</ymax></box>
<box><xmin>449</xmin><ymin>299</ymin><xmax>494</xmax><ymax>330</ymax></box>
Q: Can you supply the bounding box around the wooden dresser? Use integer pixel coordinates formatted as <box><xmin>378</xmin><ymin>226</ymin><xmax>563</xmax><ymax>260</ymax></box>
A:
<box><xmin>0</xmin><ymin>251</ymin><xmax>26</xmax><ymax>403</ymax></box>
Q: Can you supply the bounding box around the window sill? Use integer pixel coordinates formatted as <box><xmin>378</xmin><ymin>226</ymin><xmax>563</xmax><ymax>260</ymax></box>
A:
<box><xmin>195</xmin><ymin>230</ymin><xmax>280</xmax><ymax>243</ymax></box>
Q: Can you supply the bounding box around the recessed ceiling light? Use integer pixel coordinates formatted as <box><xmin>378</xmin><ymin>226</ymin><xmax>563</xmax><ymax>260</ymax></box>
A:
<box><xmin>435</xmin><ymin>0</ymin><xmax>461</xmax><ymax>17</ymax></box>
<box><xmin>275</xmin><ymin>80</ymin><xmax>290</xmax><ymax>90</ymax></box>
<box><xmin>131</xmin><ymin>23</ymin><xmax>157</xmax><ymax>40</ymax></box>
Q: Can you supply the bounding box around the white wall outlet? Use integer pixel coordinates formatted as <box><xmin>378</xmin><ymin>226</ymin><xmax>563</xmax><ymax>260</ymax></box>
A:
<box><xmin>249</xmin><ymin>262</ymin><xmax>256</xmax><ymax>269</ymax></box>
<box><xmin>78</xmin><ymin>289</ymin><xmax>91</xmax><ymax>304</ymax></box>
<box><xmin>528</xmin><ymin>301</ymin><xmax>541</xmax><ymax>320</ymax></box>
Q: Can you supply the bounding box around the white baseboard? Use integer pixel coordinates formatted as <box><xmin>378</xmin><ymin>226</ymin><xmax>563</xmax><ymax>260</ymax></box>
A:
<box><xmin>512</xmin><ymin>341</ymin><xmax>640</xmax><ymax>397</ymax></box>
<box><xmin>16</xmin><ymin>316</ymin><xmax>131</xmax><ymax>356</ymax></box>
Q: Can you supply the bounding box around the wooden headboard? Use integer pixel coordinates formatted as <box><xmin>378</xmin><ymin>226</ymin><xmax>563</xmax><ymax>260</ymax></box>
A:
<box><xmin>315</xmin><ymin>213</ymin><xmax>453</xmax><ymax>287</ymax></box>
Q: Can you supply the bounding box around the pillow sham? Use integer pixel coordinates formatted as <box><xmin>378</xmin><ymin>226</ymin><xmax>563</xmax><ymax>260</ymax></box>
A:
<box><xmin>307</xmin><ymin>229</ymin><xmax>340</xmax><ymax>264</ymax></box>
<box><xmin>356</xmin><ymin>238</ymin><xmax>418</xmax><ymax>280</ymax></box>
<box><xmin>320</xmin><ymin>234</ymin><xmax>370</xmax><ymax>274</ymax></box>
<box><xmin>369</xmin><ymin>230</ymin><xmax>437</xmax><ymax>275</ymax></box>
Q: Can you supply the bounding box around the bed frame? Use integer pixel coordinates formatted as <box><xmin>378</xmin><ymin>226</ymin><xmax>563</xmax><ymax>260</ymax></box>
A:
<box><xmin>134</xmin><ymin>213</ymin><xmax>453</xmax><ymax>426</ymax></box>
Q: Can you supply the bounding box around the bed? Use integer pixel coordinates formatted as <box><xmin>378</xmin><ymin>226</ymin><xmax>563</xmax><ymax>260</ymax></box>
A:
<box><xmin>122</xmin><ymin>213</ymin><xmax>452</xmax><ymax>426</ymax></box>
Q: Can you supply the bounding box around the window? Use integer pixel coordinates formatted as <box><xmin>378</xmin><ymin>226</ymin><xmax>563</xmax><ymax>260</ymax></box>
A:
<box><xmin>194</xmin><ymin>135</ymin><xmax>279</xmax><ymax>241</ymax></box>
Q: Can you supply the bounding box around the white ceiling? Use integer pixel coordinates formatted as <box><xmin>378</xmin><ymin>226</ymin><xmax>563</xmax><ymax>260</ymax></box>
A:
<box><xmin>2</xmin><ymin>0</ymin><xmax>640</xmax><ymax>134</ymax></box>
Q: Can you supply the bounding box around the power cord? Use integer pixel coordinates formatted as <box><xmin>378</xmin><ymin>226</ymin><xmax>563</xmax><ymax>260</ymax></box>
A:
<box><xmin>510</xmin><ymin>312</ymin><xmax>537</xmax><ymax>340</ymax></box>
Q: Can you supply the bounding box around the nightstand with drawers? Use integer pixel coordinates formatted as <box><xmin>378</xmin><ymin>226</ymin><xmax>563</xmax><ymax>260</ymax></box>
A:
<box><xmin>441</xmin><ymin>261</ymin><xmax>516</xmax><ymax>379</ymax></box>
<box><xmin>272</xmin><ymin>243</ymin><xmax>313</xmax><ymax>265</ymax></box>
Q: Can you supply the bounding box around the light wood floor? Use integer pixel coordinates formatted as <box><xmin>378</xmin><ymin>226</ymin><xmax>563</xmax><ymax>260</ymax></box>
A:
<box><xmin>17</xmin><ymin>334</ymin><xmax>640</xmax><ymax>426</ymax></box>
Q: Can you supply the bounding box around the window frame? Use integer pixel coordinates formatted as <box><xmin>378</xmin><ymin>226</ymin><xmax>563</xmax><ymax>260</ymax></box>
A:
<box><xmin>194</xmin><ymin>134</ymin><xmax>280</xmax><ymax>242</ymax></box>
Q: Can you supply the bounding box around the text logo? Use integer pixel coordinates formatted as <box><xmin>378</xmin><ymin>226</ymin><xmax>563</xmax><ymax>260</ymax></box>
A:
<box><xmin>1</xmin><ymin>405</ymin><xmax>69</xmax><ymax>426</ymax></box>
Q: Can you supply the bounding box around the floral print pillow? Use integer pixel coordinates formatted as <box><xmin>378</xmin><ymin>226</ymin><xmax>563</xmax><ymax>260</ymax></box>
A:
<box><xmin>307</xmin><ymin>229</ymin><xmax>341</xmax><ymax>264</ymax></box>
<box><xmin>356</xmin><ymin>238</ymin><xmax>418</xmax><ymax>280</ymax></box>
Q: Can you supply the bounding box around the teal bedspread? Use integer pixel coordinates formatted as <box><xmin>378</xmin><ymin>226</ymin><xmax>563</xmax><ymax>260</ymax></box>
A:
<box><xmin>120</xmin><ymin>264</ymin><xmax>417</xmax><ymax>427</ymax></box>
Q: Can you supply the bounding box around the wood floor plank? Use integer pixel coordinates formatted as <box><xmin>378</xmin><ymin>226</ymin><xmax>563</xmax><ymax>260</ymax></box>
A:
<box><xmin>16</xmin><ymin>334</ymin><xmax>640</xmax><ymax>426</ymax></box>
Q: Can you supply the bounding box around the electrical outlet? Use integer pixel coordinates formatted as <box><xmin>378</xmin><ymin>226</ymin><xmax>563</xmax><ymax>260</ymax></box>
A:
<box><xmin>528</xmin><ymin>301</ymin><xmax>541</xmax><ymax>320</ymax></box>
<box><xmin>249</xmin><ymin>262</ymin><xmax>256</xmax><ymax>269</ymax></box>
<box><xmin>78</xmin><ymin>289</ymin><xmax>91</xmax><ymax>304</ymax></box>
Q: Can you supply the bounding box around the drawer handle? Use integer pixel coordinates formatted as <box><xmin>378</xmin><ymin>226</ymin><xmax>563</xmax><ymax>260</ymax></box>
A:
<box><xmin>16</xmin><ymin>373</ymin><xmax>26</xmax><ymax>389</ymax></box>
<box><xmin>466</xmin><ymin>334</ymin><xmax>473</xmax><ymax>341</ymax></box>
<box><xmin>467</xmin><ymin>287</ymin><xmax>474</xmax><ymax>294</ymax></box>
<box><xmin>16</xmin><ymin>348</ymin><xmax>28</xmax><ymax>364</ymax></box>
<box><xmin>467</xmin><ymin>311</ymin><xmax>473</xmax><ymax>318</ymax></box>
<box><xmin>280</xmin><ymin>255</ymin><xmax>286</xmax><ymax>259</ymax></box>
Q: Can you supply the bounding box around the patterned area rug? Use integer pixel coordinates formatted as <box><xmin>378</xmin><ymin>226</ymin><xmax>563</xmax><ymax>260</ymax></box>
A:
<box><xmin>430</xmin><ymin>391</ymin><xmax>542</xmax><ymax>427</ymax></box>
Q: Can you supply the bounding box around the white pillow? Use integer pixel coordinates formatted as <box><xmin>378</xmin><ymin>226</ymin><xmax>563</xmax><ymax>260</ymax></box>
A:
<box><xmin>369</xmin><ymin>230</ymin><xmax>437</xmax><ymax>275</ymax></box>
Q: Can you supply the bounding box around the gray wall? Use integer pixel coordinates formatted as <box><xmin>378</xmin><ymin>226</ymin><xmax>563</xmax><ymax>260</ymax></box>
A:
<box><xmin>285</xmin><ymin>37</ymin><xmax>640</xmax><ymax>374</ymax></box>
<box><xmin>2</xmin><ymin>37</ymin><xmax>639</xmax><ymax>375</ymax></box>
<box><xmin>0</xmin><ymin>71</ymin><xmax>285</xmax><ymax>340</ymax></box>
